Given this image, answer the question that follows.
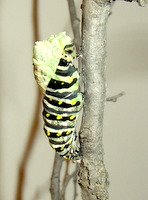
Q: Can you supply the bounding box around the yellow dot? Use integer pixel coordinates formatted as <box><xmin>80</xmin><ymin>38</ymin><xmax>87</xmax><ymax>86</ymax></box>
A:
<box><xmin>61</xmin><ymin>82</ymin><xmax>64</xmax><ymax>85</ymax></box>
<box><xmin>58</xmin><ymin>101</ymin><xmax>63</xmax><ymax>105</ymax></box>
<box><xmin>57</xmin><ymin>115</ymin><xmax>62</xmax><ymax>120</ymax></box>
<box><xmin>61</xmin><ymin>146</ymin><xmax>64</xmax><ymax>150</ymax></box>
<box><xmin>71</xmin><ymin>99</ymin><xmax>77</xmax><ymax>106</ymax></box>
<box><xmin>66</xmin><ymin>130</ymin><xmax>71</xmax><ymax>135</ymax></box>
<box><xmin>70</xmin><ymin>115</ymin><xmax>75</xmax><ymax>120</ymax></box>
<box><xmin>47</xmin><ymin>131</ymin><xmax>51</xmax><ymax>136</ymax></box>
<box><xmin>69</xmin><ymin>140</ymin><xmax>72</xmax><ymax>145</ymax></box>
<box><xmin>68</xmin><ymin>77</ymin><xmax>73</xmax><ymax>83</ymax></box>
<box><xmin>46</xmin><ymin>113</ymin><xmax>50</xmax><ymax>117</ymax></box>
<box><xmin>57</xmin><ymin>132</ymin><xmax>62</xmax><ymax>137</ymax></box>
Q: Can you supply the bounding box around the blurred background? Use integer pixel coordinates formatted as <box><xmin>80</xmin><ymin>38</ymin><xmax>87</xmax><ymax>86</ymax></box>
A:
<box><xmin>1</xmin><ymin>0</ymin><xmax>148</xmax><ymax>200</ymax></box>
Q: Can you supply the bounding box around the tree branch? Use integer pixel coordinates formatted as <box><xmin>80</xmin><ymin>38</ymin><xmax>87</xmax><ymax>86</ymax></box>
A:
<box><xmin>78</xmin><ymin>0</ymin><xmax>111</xmax><ymax>199</ymax></box>
<box><xmin>15</xmin><ymin>1</ymin><xmax>42</xmax><ymax>199</ymax></box>
<box><xmin>50</xmin><ymin>153</ymin><xmax>63</xmax><ymax>200</ymax></box>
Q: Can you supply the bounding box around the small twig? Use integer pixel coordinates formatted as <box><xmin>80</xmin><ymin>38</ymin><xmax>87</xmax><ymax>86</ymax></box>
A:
<box><xmin>16</xmin><ymin>91</ymin><xmax>42</xmax><ymax>200</ymax></box>
<box><xmin>61</xmin><ymin>162</ymin><xmax>78</xmax><ymax>200</ymax></box>
<box><xmin>106</xmin><ymin>91</ymin><xmax>125</xmax><ymax>102</ymax></box>
<box><xmin>73</xmin><ymin>164</ymin><xmax>79</xmax><ymax>200</ymax></box>
<box><xmin>67</xmin><ymin>0</ymin><xmax>84</xmax><ymax>93</ymax></box>
<box><xmin>50</xmin><ymin>153</ymin><xmax>63</xmax><ymax>200</ymax></box>
<box><xmin>61</xmin><ymin>161</ymin><xmax>70</xmax><ymax>200</ymax></box>
<box><xmin>67</xmin><ymin>0</ymin><xmax>81</xmax><ymax>51</ymax></box>
<box><xmin>15</xmin><ymin>1</ymin><xmax>41</xmax><ymax>199</ymax></box>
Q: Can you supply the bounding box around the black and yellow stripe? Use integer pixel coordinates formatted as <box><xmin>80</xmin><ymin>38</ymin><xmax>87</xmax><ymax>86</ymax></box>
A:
<box><xmin>43</xmin><ymin>54</ymin><xmax>83</xmax><ymax>160</ymax></box>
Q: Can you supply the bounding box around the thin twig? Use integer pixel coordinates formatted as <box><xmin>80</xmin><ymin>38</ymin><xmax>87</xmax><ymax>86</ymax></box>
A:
<box><xmin>106</xmin><ymin>91</ymin><xmax>125</xmax><ymax>102</ymax></box>
<box><xmin>15</xmin><ymin>1</ymin><xmax>41</xmax><ymax>199</ymax></box>
<box><xmin>73</xmin><ymin>164</ymin><xmax>79</xmax><ymax>200</ymax></box>
<box><xmin>61</xmin><ymin>162</ymin><xmax>78</xmax><ymax>200</ymax></box>
<box><xmin>32</xmin><ymin>0</ymin><xmax>40</xmax><ymax>42</ymax></box>
<box><xmin>61</xmin><ymin>161</ymin><xmax>70</xmax><ymax>200</ymax></box>
<box><xmin>67</xmin><ymin>0</ymin><xmax>81</xmax><ymax>51</ymax></box>
<box><xmin>31</xmin><ymin>162</ymin><xmax>78</xmax><ymax>200</ymax></box>
<box><xmin>50</xmin><ymin>153</ymin><xmax>63</xmax><ymax>200</ymax></box>
<box><xmin>16</xmin><ymin>92</ymin><xmax>42</xmax><ymax>200</ymax></box>
<box><xmin>67</xmin><ymin>0</ymin><xmax>82</xmax><ymax>76</ymax></box>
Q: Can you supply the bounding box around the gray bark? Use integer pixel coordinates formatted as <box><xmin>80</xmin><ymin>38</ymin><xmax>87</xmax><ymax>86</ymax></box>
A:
<box><xmin>50</xmin><ymin>153</ymin><xmax>63</xmax><ymax>200</ymax></box>
<box><xmin>78</xmin><ymin>0</ymin><xmax>111</xmax><ymax>199</ymax></box>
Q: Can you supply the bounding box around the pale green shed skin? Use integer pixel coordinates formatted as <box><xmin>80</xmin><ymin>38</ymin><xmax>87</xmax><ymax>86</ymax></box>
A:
<box><xmin>33</xmin><ymin>32</ymin><xmax>76</xmax><ymax>94</ymax></box>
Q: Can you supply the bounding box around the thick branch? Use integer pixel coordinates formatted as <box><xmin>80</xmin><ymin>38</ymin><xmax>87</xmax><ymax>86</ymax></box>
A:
<box><xmin>50</xmin><ymin>153</ymin><xmax>63</xmax><ymax>200</ymax></box>
<box><xmin>78</xmin><ymin>0</ymin><xmax>111</xmax><ymax>200</ymax></box>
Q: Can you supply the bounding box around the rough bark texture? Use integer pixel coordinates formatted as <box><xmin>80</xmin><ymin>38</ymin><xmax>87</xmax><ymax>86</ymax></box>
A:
<box><xmin>78</xmin><ymin>0</ymin><xmax>111</xmax><ymax>200</ymax></box>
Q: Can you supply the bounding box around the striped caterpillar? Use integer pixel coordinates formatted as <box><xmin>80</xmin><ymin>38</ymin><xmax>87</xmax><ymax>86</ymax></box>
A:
<box><xmin>33</xmin><ymin>32</ymin><xmax>83</xmax><ymax>160</ymax></box>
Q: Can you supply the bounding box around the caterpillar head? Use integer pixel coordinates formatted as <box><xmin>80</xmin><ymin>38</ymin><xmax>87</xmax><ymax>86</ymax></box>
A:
<box><xmin>61</xmin><ymin>43</ymin><xmax>77</xmax><ymax>63</ymax></box>
<box><xmin>33</xmin><ymin>32</ymin><xmax>76</xmax><ymax>93</ymax></box>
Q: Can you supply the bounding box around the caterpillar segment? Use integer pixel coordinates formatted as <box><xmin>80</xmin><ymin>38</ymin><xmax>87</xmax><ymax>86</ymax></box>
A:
<box><xmin>43</xmin><ymin>56</ymin><xmax>83</xmax><ymax>160</ymax></box>
<box><xmin>33</xmin><ymin>32</ymin><xmax>83</xmax><ymax>160</ymax></box>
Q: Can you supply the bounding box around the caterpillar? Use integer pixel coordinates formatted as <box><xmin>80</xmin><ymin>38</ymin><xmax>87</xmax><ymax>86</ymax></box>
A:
<box><xmin>33</xmin><ymin>32</ymin><xmax>83</xmax><ymax>160</ymax></box>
